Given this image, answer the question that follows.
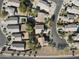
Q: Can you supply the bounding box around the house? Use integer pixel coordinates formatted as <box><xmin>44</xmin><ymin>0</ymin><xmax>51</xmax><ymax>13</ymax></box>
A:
<box><xmin>63</xmin><ymin>24</ymin><xmax>79</xmax><ymax>32</ymax></box>
<box><xmin>10</xmin><ymin>41</ymin><xmax>26</xmax><ymax>50</ymax></box>
<box><xmin>72</xmin><ymin>33</ymin><xmax>79</xmax><ymax>49</ymax></box>
<box><xmin>73</xmin><ymin>34</ymin><xmax>79</xmax><ymax>42</ymax></box>
<box><xmin>7</xmin><ymin>24</ymin><xmax>20</xmax><ymax>33</ymax></box>
<box><xmin>5</xmin><ymin>7</ymin><xmax>15</xmax><ymax>16</ymax></box>
<box><xmin>60</xmin><ymin>17</ymin><xmax>74</xmax><ymax>22</ymax></box>
<box><xmin>6</xmin><ymin>16</ymin><xmax>19</xmax><ymax>25</ymax></box>
<box><xmin>66</xmin><ymin>0</ymin><xmax>79</xmax><ymax>15</ymax></box>
<box><xmin>35</xmin><ymin>24</ymin><xmax>44</xmax><ymax>34</ymax></box>
<box><xmin>37</xmin><ymin>37</ymin><xmax>48</xmax><ymax>47</ymax></box>
<box><xmin>35</xmin><ymin>0</ymin><xmax>50</xmax><ymax>12</ymax></box>
<box><xmin>67</xmin><ymin>7</ymin><xmax>79</xmax><ymax>15</ymax></box>
<box><xmin>35</xmin><ymin>12</ymin><xmax>47</xmax><ymax>23</ymax></box>
<box><xmin>60</xmin><ymin>13</ymin><xmax>75</xmax><ymax>22</ymax></box>
<box><xmin>5</xmin><ymin>7</ymin><xmax>14</xmax><ymax>15</ymax></box>
<box><xmin>12</xmin><ymin>33</ymin><xmax>22</xmax><ymax>41</ymax></box>
<box><xmin>67</xmin><ymin>13</ymin><xmax>75</xmax><ymax>19</ymax></box>
<box><xmin>6</xmin><ymin>0</ymin><xmax>20</xmax><ymax>7</ymax></box>
<box><xmin>72</xmin><ymin>0</ymin><xmax>79</xmax><ymax>7</ymax></box>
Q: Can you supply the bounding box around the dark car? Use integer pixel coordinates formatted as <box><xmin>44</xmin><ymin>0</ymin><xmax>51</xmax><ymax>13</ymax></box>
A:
<box><xmin>51</xmin><ymin>14</ymin><xmax>55</xmax><ymax>21</ymax></box>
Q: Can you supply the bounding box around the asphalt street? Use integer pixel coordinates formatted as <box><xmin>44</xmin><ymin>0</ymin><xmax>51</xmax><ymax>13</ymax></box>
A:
<box><xmin>51</xmin><ymin>0</ymin><xmax>67</xmax><ymax>48</ymax></box>
<box><xmin>0</xmin><ymin>0</ymin><xmax>7</xmax><ymax>47</ymax></box>
<box><xmin>0</xmin><ymin>56</ymin><xmax>79</xmax><ymax>59</ymax></box>
<box><xmin>0</xmin><ymin>29</ymin><xmax>7</xmax><ymax>47</ymax></box>
<box><xmin>0</xmin><ymin>0</ymin><xmax>3</xmax><ymax>10</ymax></box>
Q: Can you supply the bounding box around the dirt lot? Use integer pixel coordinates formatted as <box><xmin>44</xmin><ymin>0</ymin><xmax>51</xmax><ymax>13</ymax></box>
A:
<box><xmin>37</xmin><ymin>45</ymin><xmax>79</xmax><ymax>56</ymax></box>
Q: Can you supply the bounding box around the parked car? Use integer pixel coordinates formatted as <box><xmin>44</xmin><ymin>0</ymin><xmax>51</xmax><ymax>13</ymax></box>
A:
<box><xmin>51</xmin><ymin>14</ymin><xmax>55</xmax><ymax>21</ymax></box>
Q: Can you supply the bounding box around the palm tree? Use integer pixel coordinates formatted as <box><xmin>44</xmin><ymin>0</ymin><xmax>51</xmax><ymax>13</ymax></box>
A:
<box><xmin>11</xmin><ymin>50</ymin><xmax>16</xmax><ymax>56</ymax></box>
<box><xmin>34</xmin><ymin>51</ymin><xmax>37</xmax><ymax>57</ymax></box>
<box><xmin>28</xmin><ymin>50</ymin><xmax>32</xmax><ymax>56</ymax></box>
<box><xmin>23</xmin><ymin>50</ymin><xmax>27</xmax><ymax>56</ymax></box>
<box><xmin>72</xmin><ymin>50</ymin><xmax>75</xmax><ymax>56</ymax></box>
<box><xmin>26</xmin><ymin>23</ymin><xmax>33</xmax><ymax>33</ymax></box>
<box><xmin>17</xmin><ymin>51</ymin><xmax>21</xmax><ymax>56</ymax></box>
<box><xmin>11</xmin><ymin>53</ymin><xmax>14</xmax><ymax>56</ymax></box>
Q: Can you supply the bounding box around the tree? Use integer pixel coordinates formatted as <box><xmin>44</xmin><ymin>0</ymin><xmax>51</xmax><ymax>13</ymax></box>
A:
<box><xmin>68</xmin><ymin>35</ymin><xmax>74</xmax><ymax>43</ymax></box>
<box><xmin>28</xmin><ymin>43</ymin><xmax>37</xmax><ymax>50</ymax></box>
<box><xmin>19</xmin><ymin>3</ymin><xmax>27</xmax><ymax>13</ymax></box>
<box><xmin>28</xmin><ymin>35</ymin><xmax>38</xmax><ymax>50</ymax></box>
<box><xmin>29</xmin><ymin>9</ymin><xmax>38</xmax><ymax>17</ymax></box>
<box><xmin>19</xmin><ymin>0</ymin><xmax>33</xmax><ymax>13</ymax></box>
<box><xmin>45</xmin><ymin>17</ymin><xmax>51</xmax><ymax>28</ymax></box>
<box><xmin>58</xmin><ymin>28</ymin><xmax>65</xmax><ymax>35</ymax></box>
<box><xmin>3</xmin><ymin>28</ymin><xmax>7</xmax><ymax>33</ymax></box>
<box><xmin>7</xmin><ymin>36</ymin><xmax>11</xmax><ymax>41</ymax></box>
<box><xmin>19</xmin><ymin>0</ymin><xmax>25</xmax><ymax>2</ymax></box>
<box><xmin>26</xmin><ymin>23</ymin><xmax>33</xmax><ymax>33</ymax></box>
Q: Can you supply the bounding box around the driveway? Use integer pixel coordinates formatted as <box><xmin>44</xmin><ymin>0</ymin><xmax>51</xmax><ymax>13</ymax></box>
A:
<box><xmin>50</xmin><ymin>0</ymin><xmax>67</xmax><ymax>48</ymax></box>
